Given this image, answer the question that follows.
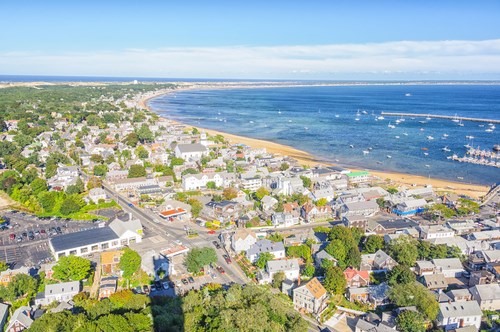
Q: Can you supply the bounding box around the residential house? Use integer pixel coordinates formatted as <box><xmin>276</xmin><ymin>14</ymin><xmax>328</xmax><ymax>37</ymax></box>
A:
<box><xmin>368</xmin><ymin>218</ymin><xmax>419</xmax><ymax>235</ymax></box>
<box><xmin>174</xmin><ymin>143</ymin><xmax>208</xmax><ymax>161</ymax></box>
<box><xmin>393</xmin><ymin>198</ymin><xmax>428</xmax><ymax>216</ymax></box>
<box><xmin>240</xmin><ymin>177</ymin><xmax>262</xmax><ymax>191</ymax></box>
<box><xmin>437</xmin><ymin>301</ymin><xmax>482</xmax><ymax>330</ymax></box>
<box><xmin>258</xmin><ymin>259</ymin><xmax>300</xmax><ymax>284</ymax></box>
<box><xmin>360</xmin><ymin>250</ymin><xmax>398</xmax><ymax>272</ymax></box>
<box><xmin>247</xmin><ymin>239</ymin><xmax>286</xmax><ymax>263</ymax></box>
<box><xmin>348</xmin><ymin>287</ymin><xmax>369</xmax><ymax>303</ymax></box>
<box><xmin>432</xmin><ymin>258</ymin><xmax>465</xmax><ymax>278</ymax></box>
<box><xmin>35</xmin><ymin>281</ymin><xmax>80</xmax><ymax>306</ymax></box>
<box><xmin>342</xmin><ymin>200</ymin><xmax>379</xmax><ymax>218</ymax></box>
<box><xmin>6</xmin><ymin>306</ymin><xmax>33</xmax><ymax>332</ymax></box>
<box><xmin>447</xmin><ymin>220</ymin><xmax>476</xmax><ymax>235</ymax></box>
<box><xmin>469</xmin><ymin>284</ymin><xmax>500</xmax><ymax>310</ymax></box>
<box><xmin>231</xmin><ymin>229</ymin><xmax>257</xmax><ymax>253</ymax></box>
<box><xmin>469</xmin><ymin>270</ymin><xmax>495</xmax><ymax>286</ymax></box>
<box><xmin>99</xmin><ymin>276</ymin><xmax>118</xmax><ymax>300</ymax></box>
<box><xmin>106</xmin><ymin>170</ymin><xmax>129</xmax><ymax>182</ymax></box>
<box><xmin>114</xmin><ymin>176</ymin><xmax>157</xmax><ymax>191</ymax></box>
<box><xmin>88</xmin><ymin>187</ymin><xmax>107</xmax><ymax>203</ymax></box>
<box><xmin>346</xmin><ymin>171</ymin><xmax>371</xmax><ymax>184</ymax></box>
<box><xmin>344</xmin><ymin>267</ymin><xmax>370</xmax><ymax>288</ymax></box>
<box><xmin>293</xmin><ymin>277</ymin><xmax>328</xmax><ymax>314</ymax></box>
<box><xmin>418</xmin><ymin>225</ymin><xmax>455</xmax><ymax>240</ymax></box>
<box><xmin>314</xmin><ymin>250</ymin><xmax>337</xmax><ymax>268</ymax></box>
<box><xmin>101</xmin><ymin>250</ymin><xmax>123</xmax><ymax>275</ymax></box>
<box><xmin>0</xmin><ymin>267</ymin><xmax>33</xmax><ymax>286</ymax></box>
<box><xmin>261</xmin><ymin>195</ymin><xmax>278</xmax><ymax>211</ymax></box>
<box><xmin>421</xmin><ymin>273</ymin><xmax>448</xmax><ymax>291</ymax></box>
<box><xmin>415</xmin><ymin>260</ymin><xmax>436</xmax><ymax>276</ymax></box>
<box><xmin>182</xmin><ymin>172</ymin><xmax>232</xmax><ymax>191</ymax></box>
<box><xmin>368</xmin><ymin>282</ymin><xmax>390</xmax><ymax>306</ymax></box>
<box><xmin>447</xmin><ymin>289</ymin><xmax>473</xmax><ymax>302</ymax></box>
<box><xmin>0</xmin><ymin>303</ymin><xmax>8</xmax><ymax>331</ymax></box>
<box><xmin>343</xmin><ymin>215</ymin><xmax>369</xmax><ymax>231</ymax></box>
<box><xmin>301</xmin><ymin>202</ymin><xmax>332</xmax><ymax>222</ymax></box>
<box><xmin>283</xmin><ymin>228</ymin><xmax>319</xmax><ymax>247</ymax></box>
<box><xmin>467</xmin><ymin>230</ymin><xmax>500</xmax><ymax>241</ymax></box>
<box><xmin>271</xmin><ymin>212</ymin><xmax>300</xmax><ymax>228</ymax></box>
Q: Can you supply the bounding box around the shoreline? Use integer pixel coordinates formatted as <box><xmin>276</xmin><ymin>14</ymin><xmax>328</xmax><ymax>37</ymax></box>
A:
<box><xmin>142</xmin><ymin>84</ymin><xmax>491</xmax><ymax>199</ymax></box>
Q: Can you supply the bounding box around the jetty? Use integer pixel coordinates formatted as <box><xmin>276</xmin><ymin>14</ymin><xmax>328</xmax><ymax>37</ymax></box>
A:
<box><xmin>450</xmin><ymin>147</ymin><xmax>500</xmax><ymax>168</ymax></box>
<box><xmin>381</xmin><ymin>112</ymin><xmax>500</xmax><ymax>124</ymax></box>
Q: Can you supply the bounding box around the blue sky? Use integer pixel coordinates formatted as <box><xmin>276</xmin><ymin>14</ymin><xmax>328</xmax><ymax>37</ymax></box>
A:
<box><xmin>1</xmin><ymin>0</ymin><xmax>500</xmax><ymax>79</ymax></box>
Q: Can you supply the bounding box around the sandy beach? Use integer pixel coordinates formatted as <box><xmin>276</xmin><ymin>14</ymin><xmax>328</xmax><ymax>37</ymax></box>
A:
<box><xmin>140</xmin><ymin>84</ymin><xmax>491</xmax><ymax>199</ymax></box>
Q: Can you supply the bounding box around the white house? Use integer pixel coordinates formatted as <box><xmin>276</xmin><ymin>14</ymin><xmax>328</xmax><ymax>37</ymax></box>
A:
<box><xmin>342</xmin><ymin>200</ymin><xmax>379</xmax><ymax>217</ymax></box>
<box><xmin>432</xmin><ymin>258</ymin><xmax>465</xmax><ymax>278</ymax></box>
<box><xmin>35</xmin><ymin>281</ymin><xmax>80</xmax><ymax>306</ymax></box>
<box><xmin>246</xmin><ymin>239</ymin><xmax>285</xmax><ymax>263</ymax></box>
<box><xmin>437</xmin><ymin>300</ymin><xmax>482</xmax><ymax>330</ymax></box>
<box><xmin>6</xmin><ymin>306</ymin><xmax>32</xmax><ymax>332</ymax></box>
<box><xmin>271</xmin><ymin>212</ymin><xmax>300</xmax><ymax>228</ymax></box>
<box><xmin>293</xmin><ymin>277</ymin><xmax>328</xmax><ymax>314</ymax></box>
<box><xmin>261</xmin><ymin>195</ymin><xmax>278</xmax><ymax>211</ymax></box>
<box><xmin>258</xmin><ymin>258</ymin><xmax>300</xmax><ymax>284</ymax></box>
<box><xmin>469</xmin><ymin>284</ymin><xmax>500</xmax><ymax>310</ymax></box>
<box><xmin>231</xmin><ymin>229</ymin><xmax>257</xmax><ymax>253</ymax></box>
<box><xmin>182</xmin><ymin>172</ymin><xmax>233</xmax><ymax>191</ymax></box>
<box><xmin>240</xmin><ymin>177</ymin><xmax>262</xmax><ymax>191</ymax></box>
<box><xmin>418</xmin><ymin>225</ymin><xmax>455</xmax><ymax>240</ymax></box>
<box><xmin>88</xmin><ymin>188</ymin><xmax>107</xmax><ymax>203</ymax></box>
<box><xmin>174</xmin><ymin>143</ymin><xmax>208</xmax><ymax>161</ymax></box>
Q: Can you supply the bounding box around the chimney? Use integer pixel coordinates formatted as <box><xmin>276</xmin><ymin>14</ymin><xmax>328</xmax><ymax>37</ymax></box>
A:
<box><xmin>297</xmin><ymin>275</ymin><xmax>301</xmax><ymax>286</ymax></box>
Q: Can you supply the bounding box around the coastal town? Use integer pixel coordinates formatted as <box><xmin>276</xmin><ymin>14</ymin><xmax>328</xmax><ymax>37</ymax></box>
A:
<box><xmin>0</xmin><ymin>82</ymin><xmax>499</xmax><ymax>332</ymax></box>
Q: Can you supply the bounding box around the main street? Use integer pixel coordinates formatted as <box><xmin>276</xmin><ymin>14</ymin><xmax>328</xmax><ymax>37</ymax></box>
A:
<box><xmin>101</xmin><ymin>183</ymin><xmax>249</xmax><ymax>285</ymax></box>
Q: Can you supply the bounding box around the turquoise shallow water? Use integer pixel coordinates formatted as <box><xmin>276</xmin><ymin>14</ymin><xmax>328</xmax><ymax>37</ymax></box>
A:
<box><xmin>149</xmin><ymin>84</ymin><xmax>500</xmax><ymax>185</ymax></box>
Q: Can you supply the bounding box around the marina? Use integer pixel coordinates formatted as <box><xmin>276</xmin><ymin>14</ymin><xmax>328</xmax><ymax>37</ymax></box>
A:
<box><xmin>450</xmin><ymin>147</ymin><xmax>500</xmax><ymax>168</ymax></box>
<box><xmin>381</xmin><ymin>112</ymin><xmax>500</xmax><ymax>124</ymax></box>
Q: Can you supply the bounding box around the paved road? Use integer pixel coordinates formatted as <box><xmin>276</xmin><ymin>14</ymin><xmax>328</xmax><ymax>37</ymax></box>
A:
<box><xmin>101</xmin><ymin>183</ymin><xmax>249</xmax><ymax>286</ymax></box>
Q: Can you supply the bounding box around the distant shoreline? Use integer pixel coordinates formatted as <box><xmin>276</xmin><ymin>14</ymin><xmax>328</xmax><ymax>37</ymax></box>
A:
<box><xmin>142</xmin><ymin>83</ymin><xmax>491</xmax><ymax>199</ymax></box>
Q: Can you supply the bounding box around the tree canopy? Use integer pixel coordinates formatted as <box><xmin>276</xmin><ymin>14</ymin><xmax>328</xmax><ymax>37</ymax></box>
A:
<box><xmin>119</xmin><ymin>248</ymin><xmax>142</xmax><ymax>279</ymax></box>
<box><xmin>185</xmin><ymin>247</ymin><xmax>217</xmax><ymax>273</ymax></box>
<box><xmin>53</xmin><ymin>255</ymin><xmax>92</xmax><ymax>281</ymax></box>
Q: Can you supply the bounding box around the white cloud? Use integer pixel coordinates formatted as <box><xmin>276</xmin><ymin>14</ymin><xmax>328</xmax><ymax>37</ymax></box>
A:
<box><xmin>1</xmin><ymin>39</ymin><xmax>500</xmax><ymax>79</ymax></box>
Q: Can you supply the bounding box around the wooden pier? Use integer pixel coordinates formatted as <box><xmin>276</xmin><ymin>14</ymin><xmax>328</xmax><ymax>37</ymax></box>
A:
<box><xmin>381</xmin><ymin>112</ymin><xmax>500</xmax><ymax>124</ymax></box>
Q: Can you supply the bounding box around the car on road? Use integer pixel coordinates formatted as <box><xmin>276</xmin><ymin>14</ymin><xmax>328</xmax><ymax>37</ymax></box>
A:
<box><xmin>16</xmin><ymin>237</ymin><xmax>22</xmax><ymax>243</ymax></box>
<box><xmin>133</xmin><ymin>286</ymin><xmax>143</xmax><ymax>294</ymax></box>
<box><xmin>181</xmin><ymin>278</ymin><xmax>188</xmax><ymax>285</ymax></box>
<box><xmin>212</xmin><ymin>241</ymin><xmax>221</xmax><ymax>249</ymax></box>
<box><xmin>128</xmin><ymin>203</ymin><xmax>134</xmax><ymax>207</ymax></box>
<box><xmin>188</xmin><ymin>276</ymin><xmax>195</xmax><ymax>283</ymax></box>
<box><xmin>217</xmin><ymin>266</ymin><xmax>225</xmax><ymax>274</ymax></box>
<box><xmin>22</xmin><ymin>232</ymin><xmax>27</xmax><ymax>238</ymax></box>
<box><xmin>40</xmin><ymin>229</ymin><xmax>46</xmax><ymax>234</ymax></box>
<box><xmin>223</xmin><ymin>254</ymin><xmax>232</xmax><ymax>264</ymax></box>
<box><xmin>142</xmin><ymin>285</ymin><xmax>150</xmax><ymax>293</ymax></box>
<box><xmin>207</xmin><ymin>230</ymin><xmax>215</xmax><ymax>235</ymax></box>
<box><xmin>9</xmin><ymin>233</ymin><xmax>15</xmax><ymax>240</ymax></box>
<box><xmin>150</xmin><ymin>285</ymin><xmax>157</xmax><ymax>292</ymax></box>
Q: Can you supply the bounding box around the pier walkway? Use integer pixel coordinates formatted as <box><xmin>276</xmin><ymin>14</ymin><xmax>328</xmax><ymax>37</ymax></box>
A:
<box><xmin>381</xmin><ymin>112</ymin><xmax>500</xmax><ymax>124</ymax></box>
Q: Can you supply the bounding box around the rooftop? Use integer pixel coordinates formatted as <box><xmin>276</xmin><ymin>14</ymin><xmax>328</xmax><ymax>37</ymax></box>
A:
<box><xmin>50</xmin><ymin>227</ymin><xmax>118</xmax><ymax>252</ymax></box>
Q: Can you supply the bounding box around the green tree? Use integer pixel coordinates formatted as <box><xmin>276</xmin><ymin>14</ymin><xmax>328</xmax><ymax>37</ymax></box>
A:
<box><xmin>124</xmin><ymin>132</ymin><xmax>139</xmax><ymax>147</ymax></box>
<box><xmin>396</xmin><ymin>310</ymin><xmax>425</xmax><ymax>332</ymax></box>
<box><xmin>136</xmin><ymin>124</ymin><xmax>154</xmax><ymax>143</ymax></box>
<box><xmin>388</xmin><ymin>282</ymin><xmax>439</xmax><ymax>320</ymax></box>
<box><xmin>53</xmin><ymin>256</ymin><xmax>91</xmax><ymax>281</ymax></box>
<box><xmin>185</xmin><ymin>247</ymin><xmax>218</xmax><ymax>273</ymax></box>
<box><xmin>128</xmin><ymin>164</ymin><xmax>146</xmax><ymax>178</ymax></box>
<box><xmin>364</xmin><ymin>235</ymin><xmax>385</xmax><ymax>253</ymax></box>
<box><xmin>325</xmin><ymin>239</ymin><xmax>347</xmax><ymax>268</ymax></box>
<box><xmin>119</xmin><ymin>248</ymin><xmax>142</xmax><ymax>279</ymax></box>
<box><xmin>388</xmin><ymin>236</ymin><xmax>418</xmax><ymax>266</ymax></box>
<box><xmin>93</xmin><ymin>164</ymin><xmax>108</xmax><ymax>176</ymax></box>
<box><xmin>255</xmin><ymin>187</ymin><xmax>269</xmax><ymax>201</ymax></box>
<box><xmin>316</xmin><ymin>198</ymin><xmax>328</xmax><ymax>207</ymax></box>
<box><xmin>135</xmin><ymin>145</ymin><xmax>149</xmax><ymax>159</ymax></box>
<box><xmin>222</xmin><ymin>187</ymin><xmax>238</xmax><ymax>200</ymax></box>
<box><xmin>169</xmin><ymin>157</ymin><xmax>184</xmax><ymax>167</ymax></box>
<box><xmin>345</xmin><ymin>246</ymin><xmax>361</xmax><ymax>269</ymax></box>
<box><xmin>60</xmin><ymin>196</ymin><xmax>83</xmax><ymax>215</ymax></box>
<box><xmin>387</xmin><ymin>265</ymin><xmax>415</xmax><ymax>286</ymax></box>
<box><xmin>187</xmin><ymin>198</ymin><xmax>203</xmax><ymax>217</ymax></box>
<box><xmin>387</xmin><ymin>187</ymin><xmax>399</xmax><ymax>194</ymax></box>
<box><xmin>280</xmin><ymin>162</ymin><xmax>289</xmax><ymax>171</ymax></box>
<box><xmin>300</xmin><ymin>175</ymin><xmax>311</xmax><ymax>189</ymax></box>
<box><xmin>302</xmin><ymin>263</ymin><xmax>315</xmax><ymax>277</ymax></box>
<box><xmin>30</xmin><ymin>178</ymin><xmax>48</xmax><ymax>195</ymax></box>
<box><xmin>324</xmin><ymin>266</ymin><xmax>346</xmax><ymax>295</ymax></box>
<box><xmin>206</xmin><ymin>181</ymin><xmax>216</xmax><ymax>189</ymax></box>
<box><xmin>0</xmin><ymin>261</ymin><xmax>8</xmax><ymax>272</ymax></box>
<box><xmin>272</xmin><ymin>271</ymin><xmax>286</xmax><ymax>289</ymax></box>
<box><xmin>97</xmin><ymin>314</ymin><xmax>133</xmax><ymax>332</ymax></box>
<box><xmin>256</xmin><ymin>252</ymin><xmax>274</xmax><ymax>269</ymax></box>
<box><xmin>38</xmin><ymin>191</ymin><xmax>58</xmax><ymax>212</ymax></box>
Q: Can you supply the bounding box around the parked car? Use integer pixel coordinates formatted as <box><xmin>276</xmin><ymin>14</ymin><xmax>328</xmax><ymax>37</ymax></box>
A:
<box><xmin>217</xmin><ymin>266</ymin><xmax>225</xmax><ymax>274</ymax></box>
<box><xmin>212</xmin><ymin>241</ymin><xmax>221</xmax><ymax>249</ymax></box>
<box><xmin>22</xmin><ymin>232</ymin><xmax>27</xmax><ymax>237</ymax></box>
<box><xmin>9</xmin><ymin>233</ymin><xmax>15</xmax><ymax>240</ymax></box>
<box><xmin>40</xmin><ymin>229</ymin><xmax>46</xmax><ymax>234</ymax></box>
<box><xmin>134</xmin><ymin>286</ymin><xmax>143</xmax><ymax>294</ymax></box>
<box><xmin>188</xmin><ymin>276</ymin><xmax>195</xmax><ymax>283</ymax></box>
<box><xmin>142</xmin><ymin>285</ymin><xmax>150</xmax><ymax>293</ymax></box>
<box><xmin>150</xmin><ymin>286</ymin><xmax>157</xmax><ymax>292</ymax></box>
<box><xmin>181</xmin><ymin>278</ymin><xmax>188</xmax><ymax>285</ymax></box>
<box><xmin>223</xmin><ymin>254</ymin><xmax>232</xmax><ymax>264</ymax></box>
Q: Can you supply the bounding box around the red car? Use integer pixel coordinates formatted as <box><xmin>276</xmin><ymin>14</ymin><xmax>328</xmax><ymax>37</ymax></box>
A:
<box><xmin>9</xmin><ymin>233</ymin><xmax>15</xmax><ymax>240</ymax></box>
<box><xmin>223</xmin><ymin>254</ymin><xmax>232</xmax><ymax>264</ymax></box>
<box><xmin>217</xmin><ymin>266</ymin><xmax>225</xmax><ymax>274</ymax></box>
<box><xmin>208</xmin><ymin>230</ymin><xmax>215</xmax><ymax>235</ymax></box>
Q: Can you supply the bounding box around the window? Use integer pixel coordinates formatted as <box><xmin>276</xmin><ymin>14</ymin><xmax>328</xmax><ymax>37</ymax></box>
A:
<box><xmin>80</xmin><ymin>247</ymin><xmax>88</xmax><ymax>254</ymax></box>
<box><xmin>58</xmin><ymin>253</ymin><xmax>66</xmax><ymax>258</ymax></box>
<box><xmin>91</xmin><ymin>245</ymin><xmax>98</xmax><ymax>251</ymax></box>
<box><xmin>101</xmin><ymin>243</ymin><xmax>109</xmax><ymax>250</ymax></box>
<box><xmin>69</xmin><ymin>250</ymin><xmax>77</xmax><ymax>255</ymax></box>
<box><xmin>112</xmin><ymin>241</ymin><xmax>118</xmax><ymax>246</ymax></box>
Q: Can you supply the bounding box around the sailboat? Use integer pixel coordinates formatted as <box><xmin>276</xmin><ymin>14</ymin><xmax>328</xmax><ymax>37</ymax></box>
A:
<box><xmin>388</xmin><ymin>122</ymin><xmax>396</xmax><ymax>129</ymax></box>
<box><xmin>452</xmin><ymin>114</ymin><xmax>460</xmax><ymax>123</ymax></box>
<box><xmin>442</xmin><ymin>146</ymin><xmax>451</xmax><ymax>152</ymax></box>
<box><xmin>458</xmin><ymin>119</ymin><xmax>464</xmax><ymax>127</ymax></box>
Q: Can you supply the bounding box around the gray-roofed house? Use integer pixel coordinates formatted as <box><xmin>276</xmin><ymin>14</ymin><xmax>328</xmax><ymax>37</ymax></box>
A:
<box><xmin>174</xmin><ymin>143</ymin><xmax>208</xmax><ymax>161</ymax></box>
<box><xmin>0</xmin><ymin>303</ymin><xmax>8</xmax><ymax>331</ymax></box>
<box><xmin>342</xmin><ymin>200</ymin><xmax>379</xmax><ymax>218</ymax></box>
<box><xmin>469</xmin><ymin>284</ymin><xmax>500</xmax><ymax>310</ymax></box>
<box><xmin>432</xmin><ymin>258</ymin><xmax>465</xmax><ymax>278</ymax></box>
<box><xmin>6</xmin><ymin>306</ymin><xmax>33</xmax><ymax>332</ymax></box>
<box><xmin>246</xmin><ymin>239</ymin><xmax>285</xmax><ymax>263</ymax></box>
<box><xmin>261</xmin><ymin>195</ymin><xmax>278</xmax><ymax>211</ymax></box>
<box><xmin>49</xmin><ymin>216</ymin><xmax>143</xmax><ymax>260</ymax></box>
<box><xmin>360</xmin><ymin>250</ymin><xmax>398</xmax><ymax>272</ymax></box>
<box><xmin>437</xmin><ymin>300</ymin><xmax>482</xmax><ymax>330</ymax></box>
<box><xmin>258</xmin><ymin>258</ymin><xmax>300</xmax><ymax>284</ymax></box>
<box><xmin>35</xmin><ymin>281</ymin><xmax>80</xmax><ymax>306</ymax></box>
<box><xmin>421</xmin><ymin>273</ymin><xmax>448</xmax><ymax>291</ymax></box>
<box><xmin>314</xmin><ymin>250</ymin><xmax>337</xmax><ymax>268</ymax></box>
<box><xmin>230</xmin><ymin>229</ymin><xmax>257</xmax><ymax>253</ymax></box>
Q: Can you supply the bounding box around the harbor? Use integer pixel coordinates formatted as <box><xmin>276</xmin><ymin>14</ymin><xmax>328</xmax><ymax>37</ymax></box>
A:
<box><xmin>381</xmin><ymin>112</ymin><xmax>500</xmax><ymax>124</ymax></box>
<box><xmin>450</xmin><ymin>147</ymin><xmax>500</xmax><ymax>168</ymax></box>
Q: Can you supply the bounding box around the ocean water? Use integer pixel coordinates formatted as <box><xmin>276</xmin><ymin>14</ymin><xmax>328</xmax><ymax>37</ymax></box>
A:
<box><xmin>149</xmin><ymin>84</ymin><xmax>500</xmax><ymax>185</ymax></box>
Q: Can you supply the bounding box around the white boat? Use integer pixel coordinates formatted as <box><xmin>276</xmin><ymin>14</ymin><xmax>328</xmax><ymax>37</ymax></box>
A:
<box><xmin>355</xmin><ymin>117</ymin><xmax>360</xmax><ymax>121</ymax></box>
<box><xmin>386</xmin><ymin>155</ymin><xmax>392</xmax><ymax>159</ymax></box>
<box><xmin>288</xmin><ymin>120</ymin><xmax>292</xmax><ymax>123</ymax></box>
<box><xmin>419</xmin><ymin>120</ymin><xmax>427</xmax><ymax>124</ymax></box>
<box><xmin>442</xmin><ymin>146</ymin><xmax>451</xmax><ymax>152</ymax></box>
<box><xmin>249</xmin><ymin>121</ymin><xmax>254</xmax><ymax>124</ymax></box>
<box><xmin>361</xmin><ymin>110</ymin><xmax>368</xmax><ymax>115</ymax></box>
<box><xmin>395</xmin><ymin>119</ymin><xmax>401</xmax><ymax>124</ymax></box>
<box><xmin>363</xmin><ymin>150</ymin><xmax>370</xmax><ymax>155</ymax></box>
<box><xmin>442</xmin><ymin>133</ymin><xmax>449</xmax><ymax>137</ymax></box>
<box><xmin>388</xmin><ymin>122</ymin><xmax>396</xmax><ymax>129</ymax></box>
<box><xmin>304</xmin><ymin>127</ymin><xmax>309</xmax><ymax>130</ymax></box>
<box><xmin>424</xmin><ymin>152</ymin><xmax>429</xmax><ymax>156</ymax></box>
<box><xmin>452</xmin><ymin>114</ymin><xmax>460</xmax><ymax>123</ymax></box>
<box><xmin>458</xmin><ymin>119</ymin><xmax>464</xmax><ymax>127</ymax></box>
<box><xmin>466</xmin><ymin>135</ymin><xmax>474</xmax><ymax>139</ymax></box>
<box><xmin>217</xmin><ymin>112</ymin><xmax>221</xmax><ymax>115</ymax></box>
<box><xmin>405</xmin><ymin>93</ymin><xmax>412</xmax><ymax>97</ymax></box>
<box><xmin>334</xmin><ymin>114</ymin><xmax>339</xmax><ymax>118</ymax></box>
<box><xmin>403</xmin><ymin>132</ymin><xmax>408</xmax><ymax>136</ymax></box>
<box><xmin>395</xmin><ymin>136</ymin><xmax>400</xmax><ymax>139</ymax></box>
<box><xmin>425</xmin><ymin>164</ymin><xmax>430</xmax><ymax>168</ymax></box>
<box><xmin>447</xmin><ymin>156</ymin><xmax>452</xmax><ymax>159</ymax></box>
<box><xmin>457</xmin><ymin>176</ymin><xmax>464</xmax><ymax>180</ymax></box>
<box><xmin>349</xmin><ymin>144</ymin><xmax>354</xmax><ymax>148</ymax></box>
<box><xmin>278</xmin><ymin>110</ymin><xmax>282</xmax><ymax>114</ymax></box>
<box><xmin>377</xmin><ymin>116</ymin><xmax>385</xmax><ymax>120</ymax></box>
<box><xmin>426</xmin><ymin>136</ymin><xmax>434</xmax><ymax>140</ymax></box>
<box><xmin>479</xmin><ymin>124</ymin><xmax>484</xmax><ymax>127</ymax></box>
<box><xmin>485</xmin><ymin>128</ymin><xmax>493</xmax><ymax>132</ymax></box>
<box><xmin>420</xmin><ymin>128</ymin><xmax>425</xmax><ymax>131</ymax></box>
<box><xmin>426</xmin><ymin>115</ymin><xmax>432</xmax><ymax>120</ymax></box>
<box><xmin>490</xmin><ymin>125</ymin><xmax>496</xmax><ymax>129</ymax></box>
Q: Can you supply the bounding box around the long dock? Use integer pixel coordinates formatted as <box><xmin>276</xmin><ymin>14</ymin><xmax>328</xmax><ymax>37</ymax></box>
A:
<box><xmin>381</xmin><ymin>112</ymin><xmax>500</xmax><ymax>124</ymax></box>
